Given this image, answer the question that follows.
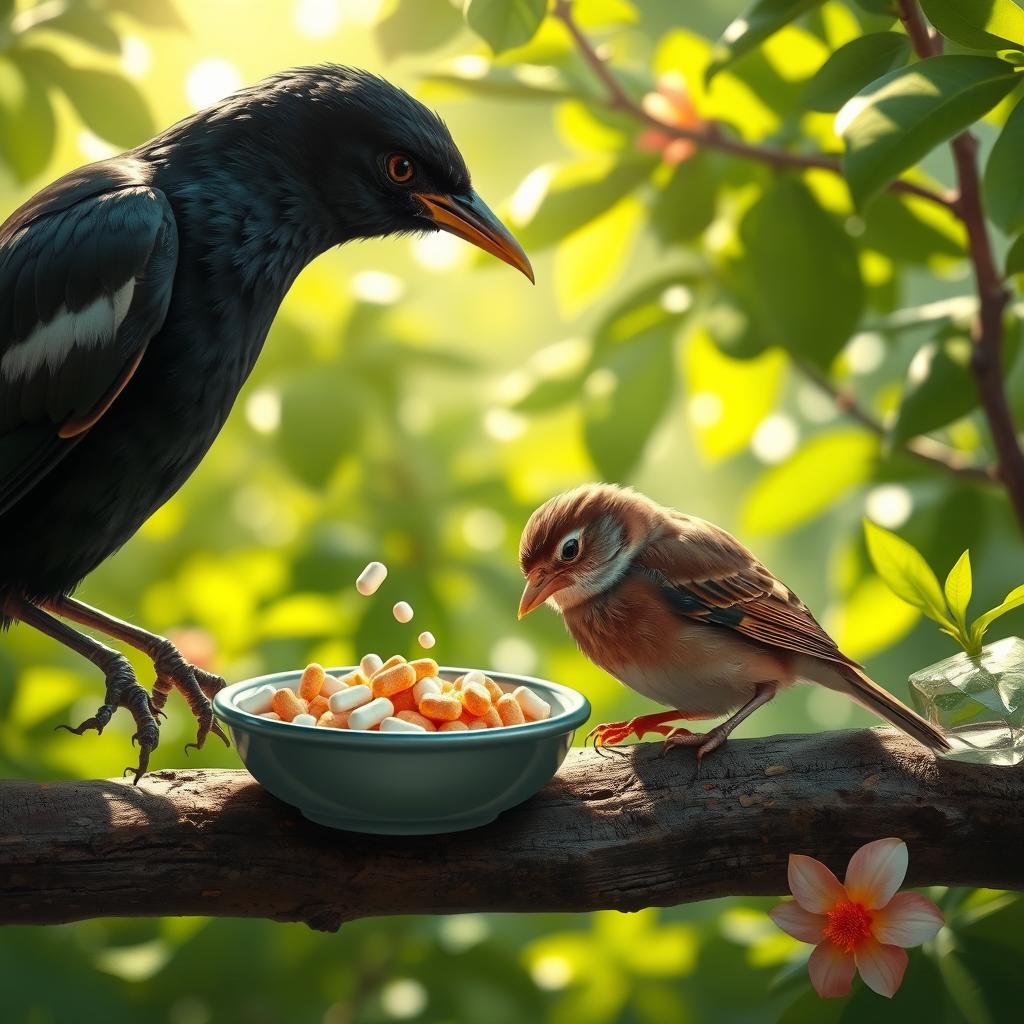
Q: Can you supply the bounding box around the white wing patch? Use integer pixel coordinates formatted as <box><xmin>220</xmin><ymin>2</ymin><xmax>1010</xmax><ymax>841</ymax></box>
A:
<box><xmin>0</xmin><ymin>279</ymin><xmax>135</xmax><ymax>382</ymax></box>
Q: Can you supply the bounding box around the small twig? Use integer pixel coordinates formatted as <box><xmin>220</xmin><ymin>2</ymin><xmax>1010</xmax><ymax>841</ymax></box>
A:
<box><xmin>552</xmin><ymin>0</ymin><xmax>957</xmax><ymax>211</ymax></box>
<box><xmin>898</xmin><ymin>0</ymin><xmax>1024</xmax><ymax>529</ymax></box>
<box><xmin>795</xmin><ymin>360</ymin><xmax>995</xmax><ymax>483</ymax></box>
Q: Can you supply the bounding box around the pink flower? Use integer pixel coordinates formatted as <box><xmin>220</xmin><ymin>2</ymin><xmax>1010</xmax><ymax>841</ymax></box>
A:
<box><xmin>636</xmin><ymin>73</ymin><xmax>701</xmax><ymax>164</ymax></box>
<box><xmin>769</xmin><ymin>838</ymin><xmax>944</xmax><ymax>999</ymax></box>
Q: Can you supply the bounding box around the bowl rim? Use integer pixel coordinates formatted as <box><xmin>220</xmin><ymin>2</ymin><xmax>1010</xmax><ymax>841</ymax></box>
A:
<box><xmin>213</xmin><ymin>666</ymin><xmax>591</xmax><ymax>748</ymax></box>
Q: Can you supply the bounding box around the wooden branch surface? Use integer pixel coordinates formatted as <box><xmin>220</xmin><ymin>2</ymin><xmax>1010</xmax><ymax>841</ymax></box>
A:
<box><xmin>2</xmin><ymin>729</ymin><xmax>1022</xmax><ymax>932</ymax></box>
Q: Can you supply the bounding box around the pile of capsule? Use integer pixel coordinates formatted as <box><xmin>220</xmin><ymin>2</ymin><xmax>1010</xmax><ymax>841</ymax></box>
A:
<box><xmin>236</xmin><ymin>654</ymin><xmax>552</xmax><ymax>733</ymax></box>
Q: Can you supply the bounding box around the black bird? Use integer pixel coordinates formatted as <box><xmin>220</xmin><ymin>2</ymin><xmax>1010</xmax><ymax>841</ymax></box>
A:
<box><xmin>0</xmin><ymin>65</ymin><xmax>532</xmax><ymax>780</ymax></box>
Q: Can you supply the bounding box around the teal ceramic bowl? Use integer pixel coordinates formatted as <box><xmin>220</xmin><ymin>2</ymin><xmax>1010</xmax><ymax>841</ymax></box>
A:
<box><xmin>213</xmin><ymin>667</ymin><xmax>591</xmax><ymax>835</ymax></box>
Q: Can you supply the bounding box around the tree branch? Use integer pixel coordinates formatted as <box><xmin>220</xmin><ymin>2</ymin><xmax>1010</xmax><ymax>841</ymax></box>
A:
<box><xmin>795</xmin><ymin>359</ymin><xmax>996</xmax><ymax>484</ymax></box>
<box><xmin>2</xmin><ymin>731</ymin><xmax>1022</xmax><ymax>931</ymax></box>
<box><xmin>897</xmin><ymin>0</ymin><xmax>1024</xmax><ymax>531</ymax></box>
<box><xmin>551</xmin><ymin>0</ymin><xmax>957</xmax><ymax>211</ymax></box>
<box><xmin>552</xmin><ymin>0</ymin><xmax>996</xmax><ymax>489</ymax></box>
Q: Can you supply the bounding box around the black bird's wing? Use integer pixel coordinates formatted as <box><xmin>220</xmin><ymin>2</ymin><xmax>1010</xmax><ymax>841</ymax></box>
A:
<box><xmin>0</xmin><ymin>159</ymin><xmax>178</xmax><ymax>515</ymax></box>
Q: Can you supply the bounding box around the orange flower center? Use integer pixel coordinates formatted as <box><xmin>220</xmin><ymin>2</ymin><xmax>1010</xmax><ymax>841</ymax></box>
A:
<box><xmin>823</xmin><ymin>901</ymin><xmax>873</xmax><ymax>953</ymax></box>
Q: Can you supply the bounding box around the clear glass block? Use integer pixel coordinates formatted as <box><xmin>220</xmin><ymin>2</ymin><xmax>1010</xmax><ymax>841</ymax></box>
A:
<box><xmin>909</xmin><ymin>636</ymin><xmax>1024</xmax><ymax>766</ymax></box>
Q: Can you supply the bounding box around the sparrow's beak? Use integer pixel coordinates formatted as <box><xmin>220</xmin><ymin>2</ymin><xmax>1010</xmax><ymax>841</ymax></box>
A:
<box><xmin>518</xmin><ymin>573</ymin><xmax>567</xmax><ymax>619</ymax></box>
<box><xmin>414</xmin><ymin>190</ymin><xmax>534</xmax><ymax>283</ymax></box>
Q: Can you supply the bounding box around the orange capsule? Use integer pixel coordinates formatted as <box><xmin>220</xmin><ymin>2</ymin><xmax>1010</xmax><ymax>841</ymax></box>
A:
<box><xmin>318</xmin><ymin>710</ymin><xmax>349</xmax><ymax>729</ymax></box>
<box><xmin>272</xmin><ymin>688</ymin><xmax>308</xmax><ymax>722</ymax></box>
<box><xmin>496</xmin><ymin>694</ymin><xmax>525</xmax><ymax>726</ymax></box>
<box><xmin>376</xmin><ymin>655</ymin><xmax>406</xmax><ymax>675</ymax></box>
<box><xmin>409</xmin><ymin>657</ymin><xmax>439</xmax><ymax>682</ymax></box>
<box><xmin>461</xmin><ymin>681</ymin><xmax>492</xmax><ymax>718</ymax></box>
<box><xmin>467</xmin><ymin>719</ymin><xmax>488</xmax><ymax>730</ymax></box>
<box><xmin>259</xmin><ymin>711</ymin><xmax>282</xmax><ymax>721</ymax></box>
<box><xmin>390</xmin><ymin>687</ymin><xmax>419</xmax><ymax>713</ymax></box>
<box><xmin>418</xmin><ymin>693</ymin><xmax>462</xmax><ymax>722</ymax></box>
<box><xmin>308</xmin><ymin>695</ymin><xmax>330</xmax><ymax>719</ymax></box>
<box><xmin>484</xmin><ymin>678</ymin><xmax>504</xmax><ymax>702</ymax></box>
<box><xmin>481</xmin><ymin>706</ymin><xmax>503</xmax><ymax>729</ymax></box>
<box><xmin>341</xmin><ymin>669</ymin><xmax>370</xmax><ymax>688</ymax></box>
<box><xmin>372</xmin><ymin>662</ymin><xmax>417</xmax><ymax>698</ymax></box>
<box><xmin>298</xmin><ymin>663</ymin><xmax>326</xmax><ymax>701</ymax></box>
<box><xmin>439</xmin><ymin>720</ymin><xmax>469</xmax><ymax>732</ymax></box>
<box><xmin>396</xmin><ymin>710</ymin><xmax>437</xmax><ymax>731</ymax></box>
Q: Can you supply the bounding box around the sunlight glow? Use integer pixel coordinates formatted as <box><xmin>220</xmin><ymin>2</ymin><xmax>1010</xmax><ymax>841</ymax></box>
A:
<box><xmin>351</xmin><ymin>270</ymin><xmax>405</xmax><ymax>304</ymax></box>
<box><xmin>490</xmin><ymin>636</ymin><xmax>538</xmax><ymax>675</ymax></box>
<box><xmin>865</xmin><ymin>484</ymin><xmax>913</xmax><ymax>529</ymax></box>
<box><xmin>186</xmin><ymin>59</ymin><xmax>243</xmax><ymax>111</ymax></box>
<box><xmin>751</xmin><ymin>413</ymin><xmax>799</xmax><ymax>464</ymax></box>
<box><xmin>120</xmin><ymin>35</ymin><xmax>151</xmax><ymax>78</ymax></box>
<box><xmin>687</xmin><ymin>392</ymin><xmax>723</xmax><ymax>429</ymax></box>
<box><xmin>245</xmin><ymin>388</ymin><xmax>281</xmax><ymax>435</ymax></box>
<box><xmin>380</xmin><ymin>979</ymin><xmax>427</xmax><ymax>1020</ymax></box>
<box><xmin>411</xmin><ymin>230</ymin><xmax>467</xmax><ymax>272</ymax></box>
<box><xmin>294</xmin><ymin>0</ymin><xmax>343</xmax><ymax>37</ymax></box>
<box><xmin>531</xmin><ymin>954</ymin><xmax>573</xmax><ymax>990</ymax></box>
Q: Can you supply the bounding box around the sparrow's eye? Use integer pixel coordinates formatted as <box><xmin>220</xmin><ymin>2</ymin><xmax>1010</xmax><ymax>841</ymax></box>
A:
<box><xmin>386</xmin><ymin>153</ymin><xmax>415</xmax><ymax>184</ymax></box>
<box><xmin>560</xmin><ymin>537</ymin><xmax>580</xmax><ymax>561</ymax></box>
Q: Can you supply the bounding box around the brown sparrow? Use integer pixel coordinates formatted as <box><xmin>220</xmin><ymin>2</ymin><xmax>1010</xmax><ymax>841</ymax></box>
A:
<box><xmin>518</xmin><ymin>483</ymin><xmax>948</xmax><ymax>761</ymax></box>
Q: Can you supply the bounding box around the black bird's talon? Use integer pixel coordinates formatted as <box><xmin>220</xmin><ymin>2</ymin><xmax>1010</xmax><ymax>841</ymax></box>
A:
<box><xmin>213</xmin><ymin>720</ymin><xmax>230</xmax><ymax>747</ymax></box>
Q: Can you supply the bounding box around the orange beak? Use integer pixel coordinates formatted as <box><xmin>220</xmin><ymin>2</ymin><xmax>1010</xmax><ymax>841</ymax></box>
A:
<box><xmin>518</xmin><ymin>573</ymin><xmax>568</xmax><ymax>619</ymax></box>
<box><xmin>414</xmin><ymin>190</ymin><xmax>534</xmax><ymax>283</ymax></box>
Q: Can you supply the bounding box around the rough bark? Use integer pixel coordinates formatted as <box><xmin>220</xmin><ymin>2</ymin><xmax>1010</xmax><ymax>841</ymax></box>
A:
<box><xmin>2</xmin><ymin>729</ymin><xmax>1021</xmax><ymax>932</ymax></box>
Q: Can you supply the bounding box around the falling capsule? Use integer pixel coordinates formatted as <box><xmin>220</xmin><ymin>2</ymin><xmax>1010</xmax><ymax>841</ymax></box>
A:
<box><xmin>356</xmin><ymin>561</ymin><xmax>388</xmax><ymax>596</ymax></box>
<box><xmin>393</xmin><ymin>601</ymin><xmax>414</xmax><ymax>623</ymax></box>
<box><xmin>417</xmin><ymin>631</ymin><xmax>436</xmax><ymax>649</ymax></box>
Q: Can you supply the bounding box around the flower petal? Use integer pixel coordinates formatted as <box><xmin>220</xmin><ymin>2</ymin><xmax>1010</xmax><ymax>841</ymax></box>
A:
<box><xmin>855</xmin><ymin>940</ymin><xmax>908</xmax><ymax>998</ymax></box>
<box><xmin>768</xmin><ymin>900</ymin><xmax>827</xmax><ymax>944</ymax></box>
<box><xmin>788</xmin><ymin>854</ymin><xmax>847</xmax><ymax>913</ymax></box>
<box><xmin>808</xmin><ymin>942</ymin><xmax>856</xmax><ymax>999</ymax></box>
<box><xmin>872</xmin><ymin>892</ymin><xmax>944</xmax><ymax>948</ymax></box>
<box><xmin>845</xmin><ymin>838</ymin><xmax>908</xmax><ymax>909</ymax></box>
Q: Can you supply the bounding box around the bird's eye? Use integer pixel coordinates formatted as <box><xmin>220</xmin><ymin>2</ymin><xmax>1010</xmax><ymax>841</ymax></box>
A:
<box><xmin>560</xmin><ymin>538</ymin><xmax>580</xmax><ymax>562</ymax></box>
<box><xmin>386</xmin><ymin>153</ymin><xmax>415</xmax><ymax>184</ymax></box>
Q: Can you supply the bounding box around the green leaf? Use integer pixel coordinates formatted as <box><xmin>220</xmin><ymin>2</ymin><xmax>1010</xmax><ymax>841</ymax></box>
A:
<box><xmin>376</xmin><ymin>0</ymin><xmax>464</xmax><ymax>59</ymax></box>
<box><xmin>985</xmin><ymin>97</ymin><xmax>1024</xmax><ymax>234</ymax></box>
<box><xmin>706</xmin><ymin>0</ymin><xmax>824</xmax><ymax>82</ymax></box>
<box><xmin>863</xmin><ymin>520</ymin><xmax>957</xmax><ymax>628</ymax></box>
<box><xmin>464</xmin><ymin>0</ymin><xmax>546</xmax><ymax>54</ymax></box>
<box><xmin>650</xmin><ymin>153</ymin><xmax>717</xmax><ymax>244</ymax></box>
<box><xmin>891</xmin><ymin>325</ymin><xmax>977</xmax><ymax>443</ymax></box>
<box><xmin>511</xmin><ymin>156</ymin><xmax>654</xmax><ymax>251</ymax></box>
<box><xmin>853</xmin><ymin>0</ymin><xmax>897</xmax><ymax>14</ymax></box>
<box><xmin>972</xmin><ymin>583</ymin><xmax>1024</xmax><ymax>636</ymax></box>
<box><xmin>583</xmin><ymin>329</ymin><xmax>675</xmax><ymax>479</ymax></box>
<box><xmin>0</xmin><ymin>57</ymin><xmax>55</xmax><ymax>183</ymax></box>
<box><xmin>1007</xmin><ymin>232</ymin><xmax>1024</xmax><ymax>275</ymax></box>
<box><xmin>920</xmin><ymin>0</ymin><xmax>1024</xmax><ymax>52</ymax></box>
<box><xmin>944</xmin><ymin>550</ymin><xmax>973</xmax><ymax>633</ymax></box>
<box><xmin>858</xmin><ymin>192</ymin><xmax>965</xmax><ymax>263</ymax></box>
<box><xmin>25</xmin><ymin>12</ymin><xmax>122</xmax><ymax>53</ymax></box>
<box><xmin>742</xmin><ymin>431</ymin><xmax>878</xmax><ymax>534</ymax></box>
<box><xmin>733</xmin><ymin>178</ymin><xmax>864</xmax><ymax>367</ymax></box>
<box><xmin>105</xmin><ymin>0</ymin><xmax>188</xmax><ymax>30</ymax></box>
<box><xmin>804</xmin><ymin>32</ymin><xmax>910</xmax><ymax>112</ymax></box>
<box><xmin>838</xmin><ymin>55</ymin><xmax>1020</xmax><ymax>208</ymax></box>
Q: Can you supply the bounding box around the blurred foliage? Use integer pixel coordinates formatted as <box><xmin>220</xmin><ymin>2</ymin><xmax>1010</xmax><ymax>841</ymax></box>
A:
<box><xmin>2</xmin><ymin>0</ymin><xmax>1024</xmax><ymax>1021</ymax></box>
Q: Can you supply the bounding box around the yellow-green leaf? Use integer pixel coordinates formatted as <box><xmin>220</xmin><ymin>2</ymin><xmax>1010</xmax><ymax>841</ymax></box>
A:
<box><xmin>838</xmin><ymin>55</ymin><xmax>1020</xmax><ymax>208</ymax></box>
<box><xmin>707</xmin><ymin>0</ymin><xmax>824</xmax><ymax>82</ymax></box>
<box><xmin>863</xmin><ymin>520</ymin><xmax>956</xmax><ymax>628</ymax></box>
<box><xmin>742</xmin><ymin>431</ymin><xmax>877</xmax><ymax>534</ymax></box>
<box><xmin>972</xmin><ymin>583</ymin><xmax>1024</xmax><ymax>636</ymax></box>
<box><xmin>984</xmin><ymin>97</ymin><xmax>1024</xmax><ymax>235</ymax></box>
<box><xmin>944</xmin><ymin>550</ymin><xmax>973</xmax><ymax>632</ymax></box>
<box><xmin>804</xmin><ymin>32</ymin><xmax>910</xmax><ymax>113</ymax></box>
<box><xmin>921</xmin><ymin>0</ymin><xmax>1024</xmax><ymax>52</ymax></box>
<box><xmin>464</xmin><ymin>0</ymin><xmax>546</xmax><ymax>54</ymax></box>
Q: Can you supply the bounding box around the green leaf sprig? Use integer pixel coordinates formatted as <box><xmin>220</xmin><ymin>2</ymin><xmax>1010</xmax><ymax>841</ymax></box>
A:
<box><xmin>865</xmin><ymin>520</ymin><xmax>1024</xmax><ymax>656</ymax></box>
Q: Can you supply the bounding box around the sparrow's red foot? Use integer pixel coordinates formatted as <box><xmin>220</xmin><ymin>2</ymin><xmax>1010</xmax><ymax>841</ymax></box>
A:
<box><xmin>586</xmin><ymin>709</ymin><xmax>693</xmax><ymax>748</ymax></box>
<box><xmin>662</xmin><ymin>724</ymin><xmax>730</xmax><ymax>763</ymax></box>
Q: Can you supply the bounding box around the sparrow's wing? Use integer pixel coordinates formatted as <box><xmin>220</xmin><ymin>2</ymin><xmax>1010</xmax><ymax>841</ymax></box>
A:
<box><xmin>0</xmin><ymin>160</ymin><xmax>178</xmax><ymax>515</ymax></box>
<box><xmin>639</xmin><ymin>514</ymin><xmax>855</xmax><ymax>668</ymax></box>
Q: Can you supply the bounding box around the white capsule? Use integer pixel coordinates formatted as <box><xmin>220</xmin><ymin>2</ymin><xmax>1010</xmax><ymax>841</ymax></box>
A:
<box><xmin>513</xmin><ymin>685</ymin><xmax>551</xmax><ymax>721</ymax></box>
<box><xmin>356</xmin><ymin>561</ymin><xmax>388</xmax><ymax>596</ymax></box>
<box><xmin>393</xmin><ymin>601</ymin><xmax>414</xmax><ymax>623</ymax></box>
<box><xmin>329</xmin><ymin>684</ymin><xmax>373</xmax><ymax>714</ymax></box>
<box><xmin>417</xmin><ymin>631</ymin><xmax>436</xmax><ymax>649</ymax></box>
<box><xmin>413</xmin><ymin>676</ymin><xmax>443</xmax><ymax>703</ymax></box>
<box><xmin>462</xmin><ymin>669</ymin><xmax>487</xmax><ymax>689</ymax></box>
<box><xmin>320</xmin><ymin>674</ymin><xmax>346</xmax><ymax>697</ymax></box>
<box><xmin>292</xmin><ymin>713</ymin><xmax>317</xmax><ymax>726</ymax></box>
<box><xmin>379</xmin><ymin>716</ymin><xmax>427</xmax><ymax>733</ymax></box>
<box><xmin>360</xmin><ymin>653</ymin><xmax>384</xmax><ymax>676</ymax></box>
<box><xmin>236</xmin><ymin>684</ymin><xmax>276</xmax><ymax>715</ymax></box>
<box><xmin>348</xmin><ymin>696</ymin><xmax>395</xmax><ymax>730</ymax></box>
